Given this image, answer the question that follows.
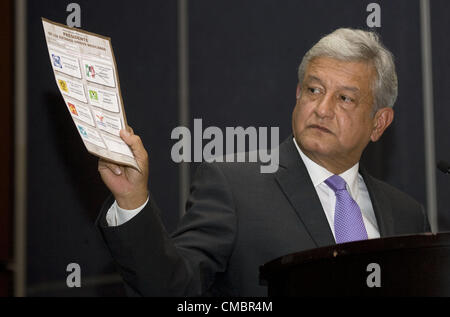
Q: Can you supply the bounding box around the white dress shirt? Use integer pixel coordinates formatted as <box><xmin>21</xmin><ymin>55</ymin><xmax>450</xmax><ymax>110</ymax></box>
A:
<box><xmin>106</xmin><ymin>139</ymin><xmax>381</xmax><ymax>240</ymax></box>
<box><xmin>106</xmin><ymin>197</ymin><xmax>148</xmax><ymax>227</ymax></box>
<box><xmin>292</xmin><ymin>138</ymin><xmax>380</xmax><ymax>240</ymax></box>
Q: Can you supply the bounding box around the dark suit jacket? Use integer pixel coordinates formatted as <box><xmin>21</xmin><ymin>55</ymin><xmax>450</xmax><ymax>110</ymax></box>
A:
<box><xmin>96</xmin><ymin>136</ymin><xmax>430</xmax><ymax>296</ymax></box>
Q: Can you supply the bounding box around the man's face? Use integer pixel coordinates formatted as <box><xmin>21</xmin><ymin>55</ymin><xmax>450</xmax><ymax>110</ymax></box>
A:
<box><xmin>292</xmin><ymin>57</ymin><xmax>384</xmax><ymax>169</ymax></box>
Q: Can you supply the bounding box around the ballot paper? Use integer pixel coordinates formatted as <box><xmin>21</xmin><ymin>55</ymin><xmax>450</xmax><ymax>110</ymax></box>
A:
<box><xmin>42</xmin><ymin>18</ymin><xmax>140</xmax><ymax>171</ymax></box>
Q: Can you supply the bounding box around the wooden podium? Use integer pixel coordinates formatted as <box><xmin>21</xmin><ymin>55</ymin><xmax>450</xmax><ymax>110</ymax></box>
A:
<box><xmin>260</xmin><ymin>232</ymin><xmax>450</xmax><ymax>296</ymax></box>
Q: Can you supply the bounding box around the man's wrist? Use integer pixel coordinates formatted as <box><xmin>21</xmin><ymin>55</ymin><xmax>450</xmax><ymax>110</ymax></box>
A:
<box><xmin>116</xmin><ymin>189</ymin><xmax>149</xmax><ymax>210</ymax></box>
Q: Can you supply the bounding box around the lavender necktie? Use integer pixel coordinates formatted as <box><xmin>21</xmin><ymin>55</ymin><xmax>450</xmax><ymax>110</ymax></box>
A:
<box><xmin>325</xmin><ymin>175</ymin><xmax>368</xmax><ymax>243</ymax></box>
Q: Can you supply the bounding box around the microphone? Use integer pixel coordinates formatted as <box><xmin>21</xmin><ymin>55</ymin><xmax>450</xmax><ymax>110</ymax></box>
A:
<box><xmin>437</xmin><ymin>161</ymin><xmax>450</xmax><ymax>174</ymax></box>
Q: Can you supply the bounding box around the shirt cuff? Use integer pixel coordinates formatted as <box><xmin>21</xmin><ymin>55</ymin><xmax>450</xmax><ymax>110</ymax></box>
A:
<box><xmin>105</xmin><ymin>196</ymin><xmax>149</xmax><ymax>227</ymax></box>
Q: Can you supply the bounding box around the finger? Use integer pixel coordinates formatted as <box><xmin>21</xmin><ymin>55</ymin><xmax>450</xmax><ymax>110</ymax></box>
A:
<box><xmin>120</xmin><ymin>130</ymin><xmax>148</xmax><ymax>161</ymax></box>
<box><xmin>98</xmin><ymin>159</ymin><xmax>122</xmax><ymax>175</ymax></box>
<box><xmin>126</xmin><ymin>126</ymin><xmax>134</xmax><ymax>134</ymax></box>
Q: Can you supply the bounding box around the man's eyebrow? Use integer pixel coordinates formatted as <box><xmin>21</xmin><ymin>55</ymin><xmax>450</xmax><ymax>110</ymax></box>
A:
<box><xmin>338</xmin><ymin>85</ymin><xmax>360</xmax><ymax>93</ymax></box>
<box><xmin>304</xmin><ymin>75</ymin><xmax>324</xmax><ymax>84</ymax></box>
<box><xmin>305</xmin><ymin>75</ymin><xmax>361</xmax><ymax>94</ymax></box>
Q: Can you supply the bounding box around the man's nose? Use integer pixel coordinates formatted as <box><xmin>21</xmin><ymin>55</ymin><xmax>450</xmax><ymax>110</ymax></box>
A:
<box><xmin>314</xmin><ymin>94</ymin><xmax>335</xmax><ymax>118</ymax></box>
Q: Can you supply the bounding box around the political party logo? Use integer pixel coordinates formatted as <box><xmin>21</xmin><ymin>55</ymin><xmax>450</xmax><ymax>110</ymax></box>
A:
<box><xmin>58</xmin><ymin>79</ymin><xmax>68</xmax><ymax>92</ymax></box>
<box><xmin>89</xmin><ymin>90</ymin><xmax>98</xmax><ymax>101</ymax></box>
<box><xmin>95</xmin><ymin>114</ymin><xmax>106</xmax><ymax>127</ymax></box>
<box><xmin>68</xmin><ymin>103</ymin><xmax>78</xmax><ymax>116</ymax></box>
<box><xmin>77</xmin><ymin>125</ymin><xmax>87</xmax><ymax>137</ymax></box>
<box><xmin>85</xmin><ymin>64</ymin><xmax>96</xmax><ymax>78</ymax></box>
<box><xmin>52</xmin><ymin>54</ymin><xmax>62</xmax><ymax>68</ymax></box>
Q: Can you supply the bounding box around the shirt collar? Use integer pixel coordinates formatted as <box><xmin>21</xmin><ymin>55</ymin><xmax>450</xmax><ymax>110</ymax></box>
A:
<box><xmin>292</xmin><ymin>137</ymin><xmax>360</xmax><ymax>199</ymax></box>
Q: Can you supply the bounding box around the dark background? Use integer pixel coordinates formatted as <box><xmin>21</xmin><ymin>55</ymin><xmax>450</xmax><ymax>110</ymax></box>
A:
<box><xmin>20</xmin><ymin>0</ymin><xmax>450</xmax><ymax>296</ymax></box>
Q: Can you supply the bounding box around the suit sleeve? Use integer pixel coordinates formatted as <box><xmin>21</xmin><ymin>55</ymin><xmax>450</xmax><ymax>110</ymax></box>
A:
<box><xmin>96</xmin><ymin>162</ymin><xmax>237</xmax><ymax>296</ymax></box>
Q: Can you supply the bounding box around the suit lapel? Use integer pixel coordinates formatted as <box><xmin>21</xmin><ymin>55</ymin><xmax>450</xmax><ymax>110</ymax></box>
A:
<box><xmin>274</xmin><ymin>137</ymin><xmax>336</xmax><ymax>247</ymax></box>
<box><xmin>274</xmin><ymin>137</ymin><xmax>395</xmax><ymax>244</ymax></box>
<box><xmin>359</xmin><ymin>167</ymin><xmax>395</xmax><ymax>237</ymax></box>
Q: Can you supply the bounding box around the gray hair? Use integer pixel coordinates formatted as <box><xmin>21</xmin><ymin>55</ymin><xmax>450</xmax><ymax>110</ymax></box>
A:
<box><xmin>298</xmin><ymin>28</ymin><xmax>398</xmax><ymax>113</ymax></box>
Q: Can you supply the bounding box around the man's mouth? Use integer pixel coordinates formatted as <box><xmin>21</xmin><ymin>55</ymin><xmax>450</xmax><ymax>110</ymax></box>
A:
<box><xmin>308</xmin><ymin>124</ymin><xmax>332</xmax><ymax>134</ymax></box>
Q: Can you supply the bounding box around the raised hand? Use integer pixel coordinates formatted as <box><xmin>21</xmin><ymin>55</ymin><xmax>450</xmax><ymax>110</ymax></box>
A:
<box><xmin>98</xmin><ymin>127</ymin><xmax>149</xmax><ymax>210</ymax></box>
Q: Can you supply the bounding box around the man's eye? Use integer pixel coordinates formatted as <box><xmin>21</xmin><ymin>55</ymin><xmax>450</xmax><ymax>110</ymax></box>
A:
<box><xmin>308</xmin><ymin>87</ymin><xmax>321</xmax><ymax>94</ymax></box>
<box><xmin>340</xmin><ymin>95</ymin><xmax>354</xmax><ymax>103</ymax></box>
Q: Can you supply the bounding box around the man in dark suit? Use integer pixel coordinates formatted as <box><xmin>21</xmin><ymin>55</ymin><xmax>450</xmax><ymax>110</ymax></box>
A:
<box><xmin>97</xmin><ymin>28</ymin><xmax>430</xmax><ymax>296</ymax></box>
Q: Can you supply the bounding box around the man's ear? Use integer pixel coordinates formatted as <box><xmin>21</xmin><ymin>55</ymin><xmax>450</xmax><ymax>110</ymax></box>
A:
<box><xmin>296</xmin><ymin>83</ymin><xmax>301</xmax><ymax>99</ymax></box>
<box><xmin>370</xmin><ymin>107</ymin><xmax>394</xmax><ymax>142</ymax></box>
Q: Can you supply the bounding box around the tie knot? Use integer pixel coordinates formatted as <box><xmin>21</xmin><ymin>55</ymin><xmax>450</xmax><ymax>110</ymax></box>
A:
<box><xmin>325</xmin><ymin>175</ymin><xmax>347</xmax><ymax>193</ymax></box>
